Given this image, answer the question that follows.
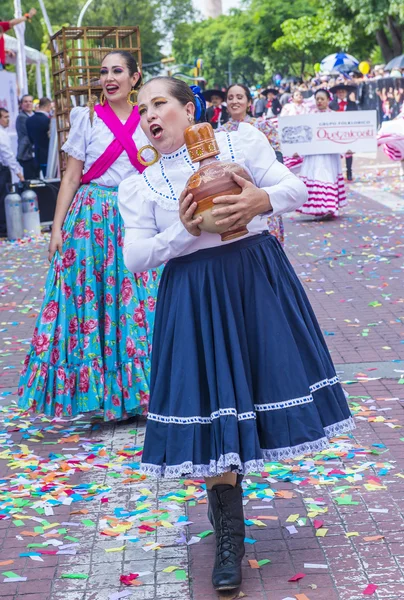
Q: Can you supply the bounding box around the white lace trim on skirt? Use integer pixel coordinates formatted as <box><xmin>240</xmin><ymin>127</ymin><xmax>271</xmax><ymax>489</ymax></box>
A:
<box><xmin>140</xmin><ymin>416</ymin><xmax>356</xmax><ymax>478</ymax></box>
<box><xmin>147</xmin><ymin>375</ymin><xmax>340</xmax><ymax>425</ymax></box>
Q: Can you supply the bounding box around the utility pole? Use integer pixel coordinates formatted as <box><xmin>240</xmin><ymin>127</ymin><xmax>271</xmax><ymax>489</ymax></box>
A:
<box><xmin>77</xmin><ymin>0</ymin><xmax>95</xmax><ymax>72</ymax></box>
<box><xmin>77</xmin><ymin>0</ymin><xmax>95</xmax><ymax>26</ymax></box>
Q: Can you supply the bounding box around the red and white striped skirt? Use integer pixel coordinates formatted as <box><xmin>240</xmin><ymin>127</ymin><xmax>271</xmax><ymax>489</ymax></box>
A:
<box><xmin>297</xmin><ymin>154</ymin><xmax>347</xmax><ymax>217</ymax></box>
<box><xmin>378</xmin><ymin>135</ymin><xmax>404</xmax><ymax>162</ymax></box>
<box><xmin>377</xmin><ymin>117</ymin><xmax>404</xmax><ymax>162</ymax></box>
<box><xmin>283</xmin><ymin>155</ymin><xmax>304</xmax><ymax>172</ymax></box>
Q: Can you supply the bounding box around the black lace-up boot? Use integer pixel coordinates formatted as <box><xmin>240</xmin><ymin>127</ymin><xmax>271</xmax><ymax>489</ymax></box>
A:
<box><xmin>207</xmin><ymin>475</ymin><xmax>244</xmax><ymax>529</ymax></box>
<box><xmin>207</xmin><ymin>483</ymin><xmax>245</xmax><ymax>591</ymax></box>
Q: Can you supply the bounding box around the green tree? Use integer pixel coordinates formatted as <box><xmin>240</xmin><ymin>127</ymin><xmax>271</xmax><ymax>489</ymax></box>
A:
<box><xmin>173</xmin><ymin>10</ymin><xmax>266</xmax><ymax>87</ymax></box>
<box><xmin>172</xmin><ymin>0</ymin><xmax>404</xmax><ymax>85</ymax></box>
<box><xmin>332</xmin><ymin>0</ymin><xmax>403</xmax><ymax>61</ymax></box>
<box><xmin>0</xmin><ymin>0</ymin><xmax>44</xmax><ymax>50</ymax></box>
<box><xmin>172</xmin><ymin>0</ymin><xmax>320</xmax><ymax>86</ymax></box>
<box><xmin>272</xmin><ymin>7</ymin><xmax>375</xmax><ymax>75</ymax></box>
<box><xmin>83</xmin><ymin>0</ymin><xmax>194</xmax><ymax>70</ymax></box>
<box><xmin>240</xmin><ymin>0</ymin><xmax>317</xmax><ymax>61</ymax></box>
<box><xmin>0</xmin><ymin>0</ymin><xmax>194</xmax><ymax>74</ymax></box>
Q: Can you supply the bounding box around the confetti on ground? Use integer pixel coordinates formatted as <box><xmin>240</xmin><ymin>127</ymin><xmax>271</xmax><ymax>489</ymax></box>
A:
<box><xmin>1</xmin><ymin>172</ymin><xmax>404</xmax><ymax>598</ymax></box>
<box><xmin>363</xmin><ymin>584</ymin><xmax>378</xmax><ymax>595</ymax></box>
<box><xmin>288</xmin><ymin>573</ymin><xmax>306</xmax><ymax>582</ymax></box>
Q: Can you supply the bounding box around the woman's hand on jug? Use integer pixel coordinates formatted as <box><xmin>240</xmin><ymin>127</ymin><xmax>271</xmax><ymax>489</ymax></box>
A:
<box><xmin>211</xmin><ymin>172</ymin><xmax>271</xmax><ymax>231</ymax></box>
<box><xmin>179</xmin><ymin>187</ymin><xmax>203</xmax><ymax>236</ymax></box>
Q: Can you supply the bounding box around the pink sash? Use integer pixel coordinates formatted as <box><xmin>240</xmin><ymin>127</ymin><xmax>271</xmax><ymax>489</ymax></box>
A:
<box><xmin>81</xmin><ymin>103</ymin><xmax>146</xmax><ymax>184</ymax></box>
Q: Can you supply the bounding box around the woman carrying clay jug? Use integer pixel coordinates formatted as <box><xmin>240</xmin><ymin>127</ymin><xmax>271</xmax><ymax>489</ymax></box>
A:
<box><xmin>118</xmin><ymin>77</ymin><xmax>355</xmax><ymax>594</ymax></box>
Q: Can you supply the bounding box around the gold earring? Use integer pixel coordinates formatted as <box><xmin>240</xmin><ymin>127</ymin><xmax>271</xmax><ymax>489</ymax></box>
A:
<box><xmin>127</xmin><ymin>88</ymin><xmax>138</xmax><ymax>106</ymax></box>
<box><xmin>99</xmin><ymin>92</ymin><xmax>106</xmax><ymax>106</ymax></box>
<box><xmin>137</xmin><ymin>145</ymin><xmax>159</xmax><ymax>167</ymax></box>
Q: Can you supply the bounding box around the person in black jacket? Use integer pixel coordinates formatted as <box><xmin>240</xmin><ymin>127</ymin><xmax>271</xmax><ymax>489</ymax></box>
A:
<box><xmin>16</xmin><ymin>94</ymin><xmax>39</xmax><ymax>180</ymax></box>
<box><xmin>203</xmin><ymin>89</ymin><xmax>229</xmax><ymax>130</ymax></box>
<box><xmin>26</xmin><ymin>97</ymin><xmax>51</xmax><ymax>177</ymax></box>
<box><xmin>329</xmin><ymin>84</ymin><xmax>358</xmax><ymax>181</ymax></box>
<box><xmin>263</xmin><ymin>88</ymin><xmax>282</xmax><ymax>117</ymax></box>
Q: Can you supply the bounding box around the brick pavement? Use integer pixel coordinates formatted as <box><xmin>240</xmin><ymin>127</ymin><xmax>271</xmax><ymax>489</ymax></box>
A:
<box><xmin>286</xmin><ymin>194</ymin><xmax>404</xmax><ymax>365</ymax></box>
<box><xmin>0</xmin><ymin>174</ymin><xmax>404</xmax><ymax>600</ymax></box>
<box><xmin>186</xmin><ymin>177</ymin><xmax>404</xmax><ymax>600</ymax></box>
<box><xmin>189</xmin><ymin>377</ymin><xmax>404</xmax><ymax>600</ymax></box>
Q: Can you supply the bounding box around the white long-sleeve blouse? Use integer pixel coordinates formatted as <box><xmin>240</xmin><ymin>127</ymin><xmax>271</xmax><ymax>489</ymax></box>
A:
<box><xmin>62</xmin><ymin>107</ymin><xmax>150</xmax><ymax>188</ymax></box>
<box><xmin>118</xmin><ymin>123</ymin><xmax>307</xmax><ymax>273</ymax></box>
<box><xmin>0</xmin><ymin>126</ymin><xmax>22</xmax><ymax>180</ymax></box>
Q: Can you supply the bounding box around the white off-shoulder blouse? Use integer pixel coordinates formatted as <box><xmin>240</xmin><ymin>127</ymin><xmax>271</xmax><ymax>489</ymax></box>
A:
<box><xmin>118</xmin><ymin>123</ymin><xmax>307</xmax><ymax>272</ymax></box>
<box><xmin>62</xmin><ymin>106</ymin><xmax>150</xmax><ymax>188</ymax></box>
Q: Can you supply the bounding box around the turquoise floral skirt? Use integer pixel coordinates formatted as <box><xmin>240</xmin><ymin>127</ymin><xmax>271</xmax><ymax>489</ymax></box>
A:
<box><xmin>18</xmin><ymin>183</ymin><xmax>162</xmax><ymax>420</ymax></box>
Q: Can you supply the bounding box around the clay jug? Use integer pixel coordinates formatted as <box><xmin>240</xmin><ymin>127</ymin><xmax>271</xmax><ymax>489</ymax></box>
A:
<box><xmin>184</xmin><ymin>122</ymin><xmax>253</xmax><ymax>242</ymax></box>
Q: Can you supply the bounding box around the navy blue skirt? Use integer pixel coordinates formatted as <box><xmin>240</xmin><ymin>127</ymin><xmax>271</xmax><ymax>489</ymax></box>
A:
<box><xmin>141</xmin><ymin>233</ymin><xmax>354</xmax><ymax>478</ymax></box>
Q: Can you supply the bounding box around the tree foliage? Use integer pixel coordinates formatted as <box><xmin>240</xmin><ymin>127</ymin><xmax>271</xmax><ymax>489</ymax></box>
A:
<box><xmin>0</xmin><ymin>0</ymin><xmax>194</xmax><ymax>73</ymax></box>
<box><xmin>172</xmin><ymin>0</ymin><xmax>318</xmax><ymax>86</ymax></box>
<box><xmin>0</xmin><ymin>0</ymin><xmax>44</xmax><ymax>50</ymax></box>
<box><xmin>172</xmin><ymin>11</ymin><xmax>266</xmax><ymax>87</ymax></box>
<box><xmin>172</xmin><ymin>0</ymin><xmax>404</xmax><ymax>85</ymax></box>
<box><xmin>272</xmin><ymin>7</ymin><xmax>375</xmax><ymax>75</ymax></box>
<box><xmin>333</xmin><ymin>0</ymin><xmax>403</xmax><ymax>60</ymax></box>
<box><xmin>1</xmin><ymin>0</ymin><xmax>403</xmax><ymax>91</ymax></box>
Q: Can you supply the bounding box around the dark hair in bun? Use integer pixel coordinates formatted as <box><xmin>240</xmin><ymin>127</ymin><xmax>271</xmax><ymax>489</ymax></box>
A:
<box><xmin>315</xmin><ymin>88</ymin><xmax>331</xmax><ymax>99</ymax></box>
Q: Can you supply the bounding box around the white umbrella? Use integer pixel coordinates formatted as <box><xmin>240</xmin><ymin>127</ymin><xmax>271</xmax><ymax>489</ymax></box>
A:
<box><xmin>320</xmin><ymin>52</ymin><xmax>359</xmax><ymax>73</ymax></box>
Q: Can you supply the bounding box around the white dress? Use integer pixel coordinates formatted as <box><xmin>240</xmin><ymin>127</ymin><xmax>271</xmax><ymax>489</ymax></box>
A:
<box><xmin>297</xmin><ymin>108</ymin><xmax>347</xmax><ymax>217</ymax></box>
<box><xmin>118</xmin><ymin>123</ymin><xmax>307</xmax><ymax>273</ymax></box>
<box><xmin>280</xmin><ymin>102</ymin><xmax>309</xmax><ymax>117</ymax></box>
<box><xmin>18</xmin><ymin>105</ymin><xmax>161</xmax><ymax>422</ymax></box>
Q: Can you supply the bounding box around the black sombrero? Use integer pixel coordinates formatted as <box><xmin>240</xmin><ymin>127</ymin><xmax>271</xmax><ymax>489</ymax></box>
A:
<box><xmin>202</xmin><ymin>89</ymin><xmax>226</xmax><ymax>102</ymax></box>
<box><xmin>329</xmin><ymin>84</ymin><xmax>357</xmax><ymax>94</ymax></box>
<box><xmin>262</xmin><ymin>88</ymin><xmax>279</xmax><ymax>96</ymax></box>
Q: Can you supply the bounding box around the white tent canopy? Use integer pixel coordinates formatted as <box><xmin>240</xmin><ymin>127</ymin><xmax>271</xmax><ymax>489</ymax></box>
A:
<box><xmin>4</xmin><ymin>33</ymin><xmax>51</xmax><ymax>98</ymax></box>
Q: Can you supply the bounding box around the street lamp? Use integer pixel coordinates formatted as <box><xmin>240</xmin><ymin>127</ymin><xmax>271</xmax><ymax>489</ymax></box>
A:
<box><xmin>77</xmin><ymin>0</ymin><xmax>95</xmax><ymax>26</ymax></box>
<box><xmin>77</xmin><ymin>0</ymin><xmax>95</xmax><ymax>74</ymax></box>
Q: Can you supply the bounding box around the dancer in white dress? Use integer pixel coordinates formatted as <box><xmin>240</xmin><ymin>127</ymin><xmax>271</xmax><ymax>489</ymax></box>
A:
<box><xmin>297</xmin><ymin>89</ymin><xmax>347</xmax><ymax>218</ymax></box>
<box><xmin>377</xmin><ymin>105</ymin><xmax>404</xmax><ymax>177</ymax></box>
<box><xmin>118</xmin><ymin>76</ymin><xmax>354</xmax><ymax>594</ymax></box>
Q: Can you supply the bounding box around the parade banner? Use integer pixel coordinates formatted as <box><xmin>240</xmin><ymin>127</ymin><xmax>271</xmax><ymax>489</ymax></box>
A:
<box><xmin>279</xmin><ymin>110</ymin><xmax>377</xmax><ymax>156</ymax></box>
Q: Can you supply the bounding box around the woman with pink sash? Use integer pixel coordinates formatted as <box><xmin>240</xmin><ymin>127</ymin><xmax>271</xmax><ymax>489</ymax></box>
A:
<box><xmin>18</xmin><ymin>51</ymin><xmax>161</xmax><ymax>420</ymax></box>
